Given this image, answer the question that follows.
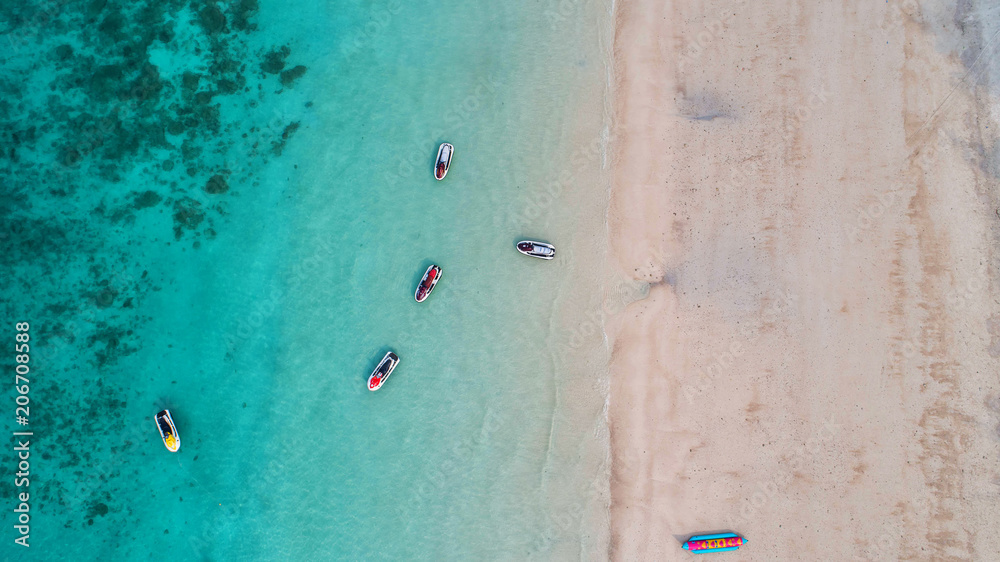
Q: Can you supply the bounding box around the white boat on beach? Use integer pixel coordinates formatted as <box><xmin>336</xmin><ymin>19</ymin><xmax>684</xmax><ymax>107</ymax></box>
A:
<box><xmin>368</xmin><ymin>351</ymin><xmax>400</xmax><ymax>391</ymax></box>
<box><xmin>154</xmin><ymin>409</ymin><xmax>180</xmax><ymax>452</ymax></box>
<box><xmin>415</xmin><ymin>264</ymin><xmax>442</xmax><ymax>302</ymax></box>
<box><xmin>516</xmin><ymin>240</ymin><xmax>556</xmax><ymax>260</ymax></box>
<box><xmin>435</xmin><ymin>143</ymin><xmax>454</xmax><ymax>180</ymax></box>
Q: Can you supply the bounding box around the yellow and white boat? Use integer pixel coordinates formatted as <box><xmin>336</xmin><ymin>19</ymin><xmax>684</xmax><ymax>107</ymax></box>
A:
<box><xmin>154</xmin><ymin>409</ymin><xmax>180</xmax><ymax>452</ymax></box>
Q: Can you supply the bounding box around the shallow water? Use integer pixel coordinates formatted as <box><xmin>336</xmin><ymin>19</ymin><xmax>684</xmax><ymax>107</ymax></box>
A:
<box><xmin>1</xmin><ymin>0</ymin><xmax>611</xmax><ymax>559</ymax></box>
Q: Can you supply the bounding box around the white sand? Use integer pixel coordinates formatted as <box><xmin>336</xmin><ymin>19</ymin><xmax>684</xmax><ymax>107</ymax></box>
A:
<box><xmin>607</xmin><ymin>1</ymin><xmax>1000</xmax><ymax>559</ymax></box>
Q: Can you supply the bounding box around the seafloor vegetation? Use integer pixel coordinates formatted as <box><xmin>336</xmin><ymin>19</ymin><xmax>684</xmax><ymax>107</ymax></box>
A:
<box><xmin>0</xmin><ymin>0</ymin><xmax>309</xmax><ymax>532</ymax></box>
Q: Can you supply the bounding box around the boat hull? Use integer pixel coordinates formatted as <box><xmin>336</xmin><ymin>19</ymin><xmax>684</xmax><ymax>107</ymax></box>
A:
<box><xmin>154</xmin><ymin>409</ymin><xmax>180</xmax><ymax>452</ymax></box>
<box><xmin>682</xmin><ymin>533</ymin><xmax>747</xmax><ymax>553</ymax></box>
<box><xmin>516</xmin><ymin>240</ymin><xmax>556</xmax><ymax>260</ymax></box>
<box><xmin>368</xmin><ymin>351</ymin><xmax>400</xmax><ymax>391</ymax></box>
<box><xmin>435</xmin><ymin>143</ymin><xmax>453</xmax><ymax>180</ymax></box>
<box><xmin>415</xmin><ymin>265</ymin><xmax>442</xmax><ymax>302</ymax></box>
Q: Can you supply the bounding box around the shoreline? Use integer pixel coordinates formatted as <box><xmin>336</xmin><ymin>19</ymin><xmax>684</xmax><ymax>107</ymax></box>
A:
<box><xmin>607</xmin><ymin>1</ymin><xmax>1000</xmax><ymax>559</ymax></box>
<box><xmin>257</xmin><ymin>1</ymin><xmax>618</xmax><ymax>558</ymax></box>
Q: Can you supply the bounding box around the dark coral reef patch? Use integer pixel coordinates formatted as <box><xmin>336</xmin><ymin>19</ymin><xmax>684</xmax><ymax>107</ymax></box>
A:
<box><xmin>134</xmin><ymin>190</ymin><xmax>162</xmax><ymax>209</ymax></box>
<box><xmin>260</xmin><ymin>45</ymin><xmax>291</xmax><ymax>74</ymax></box>
<box><xmin>280</xmin><ymin>65</ymin><xmax>307</xmax><ymax>87</ymax></box>
<box><xmin>204</xmin><ymin>173</ymin><xmax>229</xmax><ymax>194</ymax></box>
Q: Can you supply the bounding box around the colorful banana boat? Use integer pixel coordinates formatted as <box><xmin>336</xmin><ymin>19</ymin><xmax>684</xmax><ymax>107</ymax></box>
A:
<box><xmin>682</xmin><ymin>532</ymin><xmax>747</xmax><ymax>553</ymax></box>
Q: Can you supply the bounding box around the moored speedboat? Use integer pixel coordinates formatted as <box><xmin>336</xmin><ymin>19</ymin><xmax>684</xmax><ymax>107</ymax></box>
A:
<box><xmin>368</xmin><ymin>351</ymin><xmax>400</xmax><ymax>391</ymax></box>
<box><xmin>415</xmin><ymin>265</ymin><xmax>442</xmax><ymax>302</ymax></box>
<box><xmin>516</xmin><ymin>240</ymin><xmax>556</xmax><ymax>260</ymax></box>
<box><xmin>434</xmin><ymin>143</ymin><xmax>453</xmax><ymax>180</ymax></box>
<box><xmin>154</xmin><ymin>409</ymin><xmax>180</xmax><ymax>452</ymax></box>
<box><xmin>682</xmin><ymin>532</ymin><xmax>747</xmax><ymax>553</ymax></box>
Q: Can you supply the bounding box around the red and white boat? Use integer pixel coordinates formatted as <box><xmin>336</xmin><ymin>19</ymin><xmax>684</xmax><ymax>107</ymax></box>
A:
<box><xmin>516</xmin><ymin>240</ymin><xmax>556</xmax><ymax>260</ymax></box>
<box><xmin>368</xmin><ymin>352</ymin><xmax>400</xmax><ymax>391</ymax></box>
<box><xmin>415</xmin><ymin>265</ymin><xmax>442</xmax><ymax>302</ymax></box>
<box><xmin>434</xmin><ymin>143</ymin><xmax>453</xmax><ymax>180</ymax></box>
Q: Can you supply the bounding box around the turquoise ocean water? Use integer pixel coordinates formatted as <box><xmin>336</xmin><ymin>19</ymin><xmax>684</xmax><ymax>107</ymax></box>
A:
<box><xmin>2</xmin><ymin>0</ymin><xmax>612</xmax><ymax>559</ymax></box>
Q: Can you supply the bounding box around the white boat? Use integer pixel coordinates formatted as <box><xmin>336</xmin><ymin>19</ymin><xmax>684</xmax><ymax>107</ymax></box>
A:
<box><xmin>368</xmin><ymin>351</ymin><xmax>400</xmax><ymax>391</ymax></box>
<box><xmin>415</xmin><ymin>265</ymin><xmax>442</xmax><ymax>302</ymax></box>
<box><xmin>516</xmin><ymin>240</ymin><xmax>556</xmax><ymax>260</ymax></box>
<box><xmin>434</xmin><ymin>143</ymin><xmax>454</xmax><ymax>180</ymax></box>
<box><xmin>154</xmin><ymin>409</ymin><xmax>180</xmax><ymax>452</ymax></box>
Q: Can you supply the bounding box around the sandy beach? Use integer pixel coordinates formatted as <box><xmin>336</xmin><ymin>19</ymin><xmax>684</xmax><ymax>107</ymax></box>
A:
<box><xmin>607</xmin><ymin>1</ymin><xmax>1000</xmax><ymax>559</ymax></box>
